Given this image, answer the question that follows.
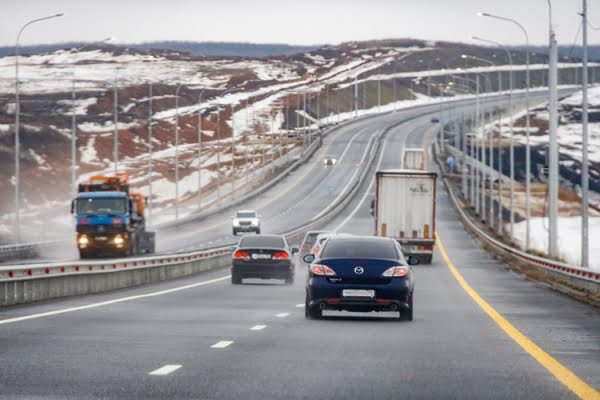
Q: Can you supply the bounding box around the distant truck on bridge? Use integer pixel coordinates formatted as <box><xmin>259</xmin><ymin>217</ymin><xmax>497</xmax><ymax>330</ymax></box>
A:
<box><xmin>71</xmin><ymin>174</ymin><xmax>155</xmax><ymax>259</ymax></box>
<box><xmin>402</xmin><ymin>148</ymin><xmax>426</xmax><ymax>171</ymax></box>
<box><xmin>373</xmin><ymin>169</ymin><xmax>437</xmax><ymax>264</ymax></box>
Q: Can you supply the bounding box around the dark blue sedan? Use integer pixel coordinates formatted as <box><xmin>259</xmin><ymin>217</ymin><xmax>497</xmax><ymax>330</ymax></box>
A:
<box><xmin>303</xmin><ymin>235</ymin><xmax>419</xmax><ymax>321</ymax></box>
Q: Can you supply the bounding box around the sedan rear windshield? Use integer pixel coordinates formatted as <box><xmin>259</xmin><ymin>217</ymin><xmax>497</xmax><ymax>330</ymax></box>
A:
<box><xmin>240</xmin><ymin>236</ymin><xmax>285</xmax><ymax>248</ymax></box>
<box><xmin>320</xmin><ymin>239</ymin><xmax>399</xmax><ymax>259</ymax></box>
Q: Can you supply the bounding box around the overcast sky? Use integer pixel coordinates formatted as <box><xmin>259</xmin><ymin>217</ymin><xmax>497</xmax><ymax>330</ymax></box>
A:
<box><xmin>2</xmin><ymin>0</ymin><xmax>599</xmax><ymax>48</ymax></box>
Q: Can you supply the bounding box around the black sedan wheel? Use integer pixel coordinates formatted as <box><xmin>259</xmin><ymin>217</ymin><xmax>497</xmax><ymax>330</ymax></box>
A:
<box><xmin>400</xmin><ymin>293</ymin><xmax>414</xmax><ymax>321</ymax></box>
<box><xmin>231</xmin><ymin>270</ymin><xmax>242</xmax><ymax>285</ymax></box>
<box><xmin>305</xmin><ymin>293</ymin><xmax>322</xmax><ymax>319</ymax></box>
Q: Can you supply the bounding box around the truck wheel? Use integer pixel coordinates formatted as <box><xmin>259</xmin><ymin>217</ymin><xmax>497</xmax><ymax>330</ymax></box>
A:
<box><xmin>232</xmin><ymin>229</ymin><xmax>237</xmax><ymax>236</ymax></box>
<box><xmin>420</xmin><ymin>255</ymin><xmax>432</xmax><ymax>264</ymax></box>
<box><xmin>285</xmin><ymin>273</ymin><xmax>294</xmax><ymax>285</ymax></box>
<box><xmin>79</xmin><ymin>249</ymin><xmax>90</xmax><ymax>259</ymax></box>
<box><xmin>256</xmin><ymin>228</ymin><xmax>261</xmax><ymax>234</ymax></box>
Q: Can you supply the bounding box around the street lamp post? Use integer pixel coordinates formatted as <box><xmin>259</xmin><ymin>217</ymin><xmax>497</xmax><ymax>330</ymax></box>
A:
<box><xmin>148</xmin><ymin>82</ymin><xmax>153</xmax><ymax>227</ymax></box>
<box><xmin>472</xmin><ymin>36</ymin><xmax>515</xmax><ymax>240</ymax></box>
<box><xmin>13</xmin><ymin>12</ymin><xmax>63</xmax><ymax>243</ymax></box>
<box><xmin>174</xmin><ymin>84</ymin><xmax>184</xmax><ymax>220</ymax></box>
<box><xmin>70</xmin><ymin>38</ymin><xmax>111</xmax><ymax>199</ymax></box>
<box><xmin>462</xmin><ymin>55</ymin><xmax>497</xmax><ymax>226</ymax></box>
<box><xmin>479</xmin><ymin>11</ymin><xmax>531</xmax><ymax>251</ymax></box>
<box><xmin>581</xmin><ymin>0</ymin><xmax>590</xmax><ymax>268</ymax></box>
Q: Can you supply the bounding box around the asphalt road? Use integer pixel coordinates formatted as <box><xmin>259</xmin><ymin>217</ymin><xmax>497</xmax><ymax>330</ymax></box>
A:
<box><xmin>1</xmin><ymin>93</ymin><xmax>598</xmax><ymax>399</ymax></box>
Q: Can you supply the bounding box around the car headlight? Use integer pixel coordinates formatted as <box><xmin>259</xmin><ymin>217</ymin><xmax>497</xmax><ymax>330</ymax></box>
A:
<box><xmin>233</xmin><ymin>220</ymin><xmax>240</xmax><ymax>227</ymax></box>
<box><xmin>78</xmin><ymin>235</ymin><xmax>88</xmax><ymax>245</ymax></box>
<box><xmin>251</xmin><ymin>219</ymin><xmax>259</xmax><ymax>226</ymax></box>
<box><xmin>114</xmin><ymin>235</ymin><xmax>124</xmax><ymax>245</ymax></box>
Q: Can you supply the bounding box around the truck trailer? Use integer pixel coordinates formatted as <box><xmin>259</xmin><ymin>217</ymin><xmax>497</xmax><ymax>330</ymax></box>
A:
<box><xmin>402</xmin><ymin>148</ymin><xmax>426</xmax><ymax>171</ymax></box>
<box><xmin>374</xmin><ymin>169</ymin><xmax>437</xmax><ymax>264</ymax></box>
<box><xmin>71</xmin><ymin>174</ymin><xmax>155</xmax><ymax>259</ymax></box>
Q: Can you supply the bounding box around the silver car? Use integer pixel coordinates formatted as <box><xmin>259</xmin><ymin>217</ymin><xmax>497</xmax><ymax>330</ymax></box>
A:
<box><xmin>232</xmin><ymin>210</ymin><xmax>261</xmax><ymax>235</ymax></box>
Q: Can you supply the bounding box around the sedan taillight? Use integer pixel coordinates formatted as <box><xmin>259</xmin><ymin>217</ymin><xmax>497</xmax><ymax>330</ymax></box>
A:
<box><xmin>381</xmin><ymin>266</ymin><xmax>408</xmax><ymax>277</ymax></box>
<box><xmin>311</xmin><ymin>264</ymin><xmax>336</xmax><ymax>276</ymax></box>
<box><xmin>273</xmin><ymin>251</ymin><xmax>288</xmax><ymax>260</ymax></box>
<box><xmin>234</xmin><ymin>251</ymin><xmax>250</xmax><ymax>260</ymax></box>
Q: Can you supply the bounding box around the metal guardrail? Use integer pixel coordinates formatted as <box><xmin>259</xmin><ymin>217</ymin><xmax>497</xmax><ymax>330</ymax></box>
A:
<box><xmin>433</xmin><ymin>132</ymin><xmax>600</xmax><ymax>299</ymax></box>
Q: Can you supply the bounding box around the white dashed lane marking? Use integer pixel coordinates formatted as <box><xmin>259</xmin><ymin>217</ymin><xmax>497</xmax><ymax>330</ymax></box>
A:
<box><xmin>250</xmin><ymin>325</ymin><xmax>266</xmax><ymax>331</ymax></box>
<box><xmin>295</xmin><ymin>304</ymin><xmax>304</xmax><ymax>308</ymax></box>
<box><xmin>149</xmin><ymin>364</ymin><xmax>182</xmax><ymax>376</ymax></box>
<box><xmin>211</xmin><ymin>341</ymin><xmax>234</xmax><ymax>348</ymax></box>
<box><xmin>276</xmin><ymin>313</ymin><xmax>290</xmax><ymax>318</ymax></box>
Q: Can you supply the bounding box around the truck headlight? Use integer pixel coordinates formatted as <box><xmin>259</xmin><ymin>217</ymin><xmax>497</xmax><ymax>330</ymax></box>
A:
<box><xmin>114</xmin><ymin>235</ymin><xmax>124</xmax><ymax>245</ymax></box>
<box><xmin>251</xmin><ymin>219</ymin><xmax>259</xmax><ymax>226</ymax></box>
<box><xmin>78</xmin><ymin>235</ymin><xmax>89</xmax><ymax>245</ymax></box>
<box><xmin>233</xmin><ymin>220</ymin><xmax>240</xmax><ymax>227</ymax></box>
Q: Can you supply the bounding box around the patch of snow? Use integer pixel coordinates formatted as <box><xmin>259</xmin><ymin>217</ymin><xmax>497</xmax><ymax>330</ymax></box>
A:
<box><xmin>513</xmin><ymin>217</ymin><xmax>600</xmax><ymax>271</ymax></box>
<box><xmin>57</xmin><ymin>97</ymin><xmax>98</xmax><ymax>115</ymax></box>
<box><xmin>78</xmin><ymin>121</ymin><xmax>138</xmax><ymax>133</ymax></box>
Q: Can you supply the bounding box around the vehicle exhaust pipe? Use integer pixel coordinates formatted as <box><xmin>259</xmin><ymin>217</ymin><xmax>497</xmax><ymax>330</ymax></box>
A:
<box><xmin>390</xmin><ymin>304</ymin><xmax>398</xmax><ymax>311</ymax></box>
<box><xmin>319</xmin><ymin>302</ymin><xmax>326</xmax><ymax>310</ymax></box>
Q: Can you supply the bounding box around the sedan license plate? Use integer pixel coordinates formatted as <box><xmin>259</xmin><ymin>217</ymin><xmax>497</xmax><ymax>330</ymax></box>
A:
<box><xmin>342</xmin><ymin>289</ymin><xmax>375</xmax><ymax>298</ymax></box>
<box><xmin>252</xmin><ymin>254</ymin><xmax>271</xmax><ymax>260</ymax></box>
<box><xmin>95</xmin><ymin>236</ymin><xmax>108</xmax><ymax>241</ymax></box>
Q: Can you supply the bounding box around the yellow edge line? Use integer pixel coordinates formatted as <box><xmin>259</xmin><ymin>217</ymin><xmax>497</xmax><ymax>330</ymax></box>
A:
<box><xmin>435</xmin><ymin>231</ymin><xmax>600</xmax><ymax>400</ymax></box>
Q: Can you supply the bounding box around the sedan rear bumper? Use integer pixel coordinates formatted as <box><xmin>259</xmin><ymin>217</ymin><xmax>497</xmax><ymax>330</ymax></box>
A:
<box><xmin>307</xmin><ymin>276</ymin><xmax>412</xmax><ymax>312</ymax></box>
<box><xmin>232</xmin><ymin>262</ymin><xmax>292</xmax><ymax>279</ymax></box>
<box><xmin>307</xmin><ymin>297</ymin><xmax>411</xmax><ymax>312</ymax></box>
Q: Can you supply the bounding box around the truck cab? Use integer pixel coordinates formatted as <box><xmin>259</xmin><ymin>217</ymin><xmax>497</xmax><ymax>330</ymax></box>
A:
<box><xmin>71</xmin><ymin>174</ymin><xmax>154</xmax><ymax>259</ymax></box>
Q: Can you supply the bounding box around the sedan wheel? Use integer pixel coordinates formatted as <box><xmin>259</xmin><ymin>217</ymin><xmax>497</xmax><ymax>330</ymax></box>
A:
<box><xmin>305</xmin><ymin>293</ymin><xmax>322</xmax><ymax>319</ymax></box>
<box><xmin>400</xmin><ymin>293</ymin><xmax>414</xmax><ymax>321</ymax></box>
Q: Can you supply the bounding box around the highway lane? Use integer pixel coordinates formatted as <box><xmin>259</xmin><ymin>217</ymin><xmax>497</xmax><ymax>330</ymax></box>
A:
<box><xmin>1</xmin><ymin>98</ymin><xmax>598</xmax><ymax>399</ymax></box>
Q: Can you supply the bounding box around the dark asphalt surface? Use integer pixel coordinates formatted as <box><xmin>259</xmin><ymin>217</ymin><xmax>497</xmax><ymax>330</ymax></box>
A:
<box><xmin>1</xmin><ymin>94</ymin><xmax>598</xmax><ymax>399</ymax></box>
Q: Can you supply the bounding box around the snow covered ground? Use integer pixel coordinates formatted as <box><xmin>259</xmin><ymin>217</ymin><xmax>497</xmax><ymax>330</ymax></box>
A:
<box><xmin>514</xmin><ymin>217</ymin><xmax>600</xmax><ymax>271</ymax></box>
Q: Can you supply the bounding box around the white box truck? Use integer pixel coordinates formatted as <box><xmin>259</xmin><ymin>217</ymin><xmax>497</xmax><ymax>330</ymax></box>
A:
<box><xmin>374</xmin><ymin>169</ymin><xmax>437</xmax><ymax>264</ymax></box>
<box><xmin>402</xmin><ymin>148</ymin><xmax>426</xmax><ymax>170</ymax></box>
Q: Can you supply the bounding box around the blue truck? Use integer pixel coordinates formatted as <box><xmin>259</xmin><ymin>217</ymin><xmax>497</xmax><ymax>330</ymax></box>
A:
<box><xmin>71</xmin><ymin>174</ymin><xmax>155</xmax><ymax>259</ymax></box>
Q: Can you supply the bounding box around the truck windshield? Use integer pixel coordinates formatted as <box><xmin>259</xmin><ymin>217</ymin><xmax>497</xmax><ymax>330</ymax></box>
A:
<box><xmin>77</xmin><ymin>198</ymin><xmax>126</xmax><ymax>215</ymax></box>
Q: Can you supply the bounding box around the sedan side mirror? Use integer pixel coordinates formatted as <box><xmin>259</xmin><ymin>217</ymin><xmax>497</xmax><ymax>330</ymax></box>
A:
<box><xmin>303</xmin><ymin>254</ymin><xmax>315</xmax><ymax>263</ymax></box>
<box><xmin>291</xmin><ymin>247</ymin><xmax>299</xmax><ymax>254</ymax></box>
<box><xmin>407</xmin><ymin>256</ymin><xmax>420</xmax><ymax>266</ymax></box>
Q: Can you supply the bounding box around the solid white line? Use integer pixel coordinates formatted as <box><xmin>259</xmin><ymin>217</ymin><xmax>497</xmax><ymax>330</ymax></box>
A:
<box><xmin>210</xmin><ymin>341</ymin><xmax>234</xmax><ymax>348</ymax></box>
<box><xmin>250</xmin><ymin>325</ymin><xmax>266</xmax><ymax>331</ymax></box>
<box><xmin>0</xmin><ymin>275</ymin><xmax>231</xmax><ymax>326</ymax></box>
<box><xmin>149</xmin><ymin>364</ymin><xmax>182</xmax><ymax>376</ymax></box>
<box><xmin>313</xmin><ymin>129</ymin><xmax>378</xmax><ymax>221</ymax></box>
<box><xmin>276</xmin><ymin>313</ymin><xmax>290</xmax><ymax>318</ymax></box>
<box><xmin>334</xmin><ymin>139</ymin><xmax>388</xmax><ymax>231</ymax></box>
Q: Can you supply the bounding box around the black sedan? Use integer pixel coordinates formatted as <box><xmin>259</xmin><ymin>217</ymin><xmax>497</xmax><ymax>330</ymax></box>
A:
<box><xmin>303</xmin><ymin>235</ymin><xmax>419</xmax><ymax>321</ymax></box>
<box><xmin>231</xmin><ymin>234</ymin><xmax>298</xmax><ymax>285</ymax></box>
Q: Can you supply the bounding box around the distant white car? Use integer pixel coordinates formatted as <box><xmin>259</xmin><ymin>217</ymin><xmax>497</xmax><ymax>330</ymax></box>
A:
<box><xmin>232</xmin><ymin>210</ymin><xmax>261</xmax><ymax>235</ymax></box>
<box><xmin>323</xmin><ymin>155</ymin><xmax>337</xmax><ymax>166</ymax></box>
